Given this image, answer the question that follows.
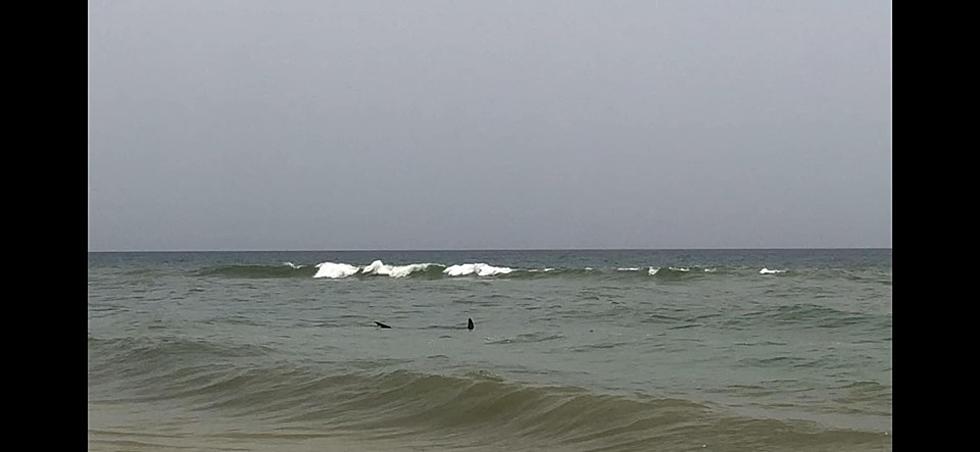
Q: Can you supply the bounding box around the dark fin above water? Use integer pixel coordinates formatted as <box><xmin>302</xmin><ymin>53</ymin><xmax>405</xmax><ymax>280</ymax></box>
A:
<box><xmin>467</xmin><ymin>318</ymin><xmax>474</xmax><ymax>330</ymax></box>
<box><xmin>375</xmin><ymin>321</ymin><xmax>392</xmax><ymax>329</ymax></box>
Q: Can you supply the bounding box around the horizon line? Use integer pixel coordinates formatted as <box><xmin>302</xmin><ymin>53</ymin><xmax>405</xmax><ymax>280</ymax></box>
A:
<box><xmin>88</xmin><ymin>246</ymin><xmax>892</xmax><ymax>253</ymax></box>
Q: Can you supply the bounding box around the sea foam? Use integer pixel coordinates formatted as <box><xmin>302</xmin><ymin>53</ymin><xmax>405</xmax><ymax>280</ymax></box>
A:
<box><xmin>443</xmin><ymin>263</ymin><xmax>514</xmax><ymax>277</ymax></box>
<box><xmin>313</xmin><ymin>262</ymin><xmax>360</xmax><ymax>279</ymax></box>
<box><xmin>361</xmin><ymin>260</ymin><xmax>434</xmax><ymax>278</ymax></box>
<box><xmin>759</xmin><ymin>268</ymin><xmax>787</xmax><ymax>275</ymax></box>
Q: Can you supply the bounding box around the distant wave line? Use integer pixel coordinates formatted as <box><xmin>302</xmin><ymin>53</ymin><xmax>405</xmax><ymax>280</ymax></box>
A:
<box><xmin>192</xmin><ymin>261</ymin><xmax>807</xmax><ymax>280</ymax></box>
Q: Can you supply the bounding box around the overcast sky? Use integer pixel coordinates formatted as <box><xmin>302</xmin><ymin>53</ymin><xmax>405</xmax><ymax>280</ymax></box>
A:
<box><xmin>88</xmin><ymin>0</ymin><xmax>891</xmax><ymax>251</ymax></box>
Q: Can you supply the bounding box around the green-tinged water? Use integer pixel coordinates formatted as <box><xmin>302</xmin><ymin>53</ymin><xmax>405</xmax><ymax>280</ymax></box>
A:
<box><xmin>88</xmin><ymin>249</ymin><xmax>891</xmax><ymax>451</ymax></box>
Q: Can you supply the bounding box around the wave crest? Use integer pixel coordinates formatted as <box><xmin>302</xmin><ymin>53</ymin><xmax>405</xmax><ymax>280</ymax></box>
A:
<box><xmin>88</xmin><ymin>354</ymin><xmax>891</xmax><ymax>451</ymax></box>
<box><xmin>760</xmin><ymin>268</ymin><xmax>788</xmax><ymax>275</ymax></box>
<box><xmin>193</xmin><ymin>261</ymin><xmax>806</xmax><ymax>281</ymax></box>
<box><xmin>313</xmin><ymin>262</ymin><xmax>360</xmax><ymax>279</ymax></box>
<box><xmin>443</xmin><ymin>263</ymin><xmax>514</xmax><ymax>277</ymax></box>
<box><xmin>361</xmin><ymin>260</ymin><xmax>439</xmax><ymax>278</ymax></box>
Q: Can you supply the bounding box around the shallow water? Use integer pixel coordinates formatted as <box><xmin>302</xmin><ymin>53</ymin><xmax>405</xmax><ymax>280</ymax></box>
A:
<box><xmin>88</xmin><ymin>249</ymin><xmax>891</xmax><ymax>451</ymax></box>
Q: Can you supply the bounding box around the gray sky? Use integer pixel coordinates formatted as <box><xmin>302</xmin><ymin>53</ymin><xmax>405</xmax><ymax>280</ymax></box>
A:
<box><xmin>88</xmin><ymin>0</ymin><xmax>891</xmax><ymax>251</ymax></box>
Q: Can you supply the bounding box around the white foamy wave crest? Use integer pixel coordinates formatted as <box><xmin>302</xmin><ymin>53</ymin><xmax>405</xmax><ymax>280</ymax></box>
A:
<box><xmin>283</xmin><ymin>262</ymin><xmax>304</xmax><ymax>269</ymax></box>
<box><xmin>313</xmin><ymin>262</ymin><xmax>360</xmax><ymax>279</ymax></box>
<box><xmin>443</xmin><ymin>263</ymin><xmax>514</xmax><ymax>277</ymax></box>
<box><xmin>616</xmin><ymin>267</ymin><xmax>641</xmax><ymax>272</ymax></box>
<box><xmin>669</xmin><ymin>267</ymin><xmax>691</xmax><ymax>272</ymax></box>
<box><xmin>704</xmin><ymin>268</ymin><xmax>716</xmax><ymax>273</ymax></box>
<box><xmin>759</xmin><ymin>268</ymin><xmax>787</xmax><ymax>275</ymax></box>
<box><xmin>528</xmin><ymin>268</ymin><xmax>555</xmax><ymax>273</ymax></box>
<box><xmin>648</xmin><ymin>267</ymin><xmax>660</xmax><ymax>276</ymax></box>
<box><xmin>360</xmin><ymin>260</ymin><xmax>434</xmax><ymax>278</ymax></box>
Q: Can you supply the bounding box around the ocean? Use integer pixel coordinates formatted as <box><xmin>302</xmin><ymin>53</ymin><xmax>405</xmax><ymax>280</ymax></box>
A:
<box><xmin>88</xmin><ymin>249</ymin><xmax>892</xmax><ymax>451</ymax></box>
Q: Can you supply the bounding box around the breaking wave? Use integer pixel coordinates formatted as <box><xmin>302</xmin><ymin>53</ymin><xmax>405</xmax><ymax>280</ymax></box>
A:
<box><xmin>760</xmin><ymin>268</ymin><xmax>788</xmax><ymax>275</ymax></box>
<box><xmin>193</xmin><ymin>261</ymin><xmax>801</xmax><ymax>281</ymax></box>
<box><xmin>444</xmin><ymin>263</ymin><xmax>514</xmax><ymax>277</ymax></box>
